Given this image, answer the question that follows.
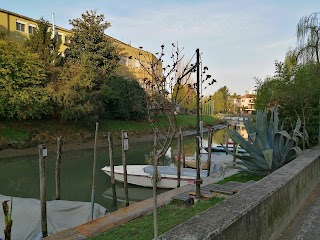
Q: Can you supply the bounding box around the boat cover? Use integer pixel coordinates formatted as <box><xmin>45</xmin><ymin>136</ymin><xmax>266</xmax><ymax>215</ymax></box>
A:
<box><xmin>0</xmin><ymin>194</ymin><xmax>107</xmax><ymax>240</ymax></box>
<box><xmin>143</xmin><ymin>166</ymin><xmax>208</xmax><ymax>178</ymax></box>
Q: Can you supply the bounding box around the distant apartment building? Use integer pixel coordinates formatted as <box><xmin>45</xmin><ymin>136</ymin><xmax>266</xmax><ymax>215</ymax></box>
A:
<box><xmin>236</xmin><ymin>91</ymin><xmax>256</xmax><ymax>114</ymax></box>
<box><xmin>0</xmin><ymin>8</ymin><xmax>161</xmax><ymax>85</ymax></box>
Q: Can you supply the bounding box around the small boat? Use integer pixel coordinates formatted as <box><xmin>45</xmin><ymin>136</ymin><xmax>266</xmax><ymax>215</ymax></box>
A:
<box><xmin>204</xmin><ymin>143</ymin><xmax>248</xmax><ymax>154</ymax></box>
<box><xmin>184</xmin><ymin>154</ymin><xmax>238</xmax><ymax>170</ymax></box>
<box><xmin>101</xmin><ymin>165</ymin><xmax>208</xmax><ymax>189</ymax></box>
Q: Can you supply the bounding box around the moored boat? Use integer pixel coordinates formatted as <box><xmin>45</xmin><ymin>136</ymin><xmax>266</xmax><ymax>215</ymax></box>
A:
<box><xmin>101</xmin><ymin>165</ymin><xmax>208</xmax><ymax>189</ymax></box>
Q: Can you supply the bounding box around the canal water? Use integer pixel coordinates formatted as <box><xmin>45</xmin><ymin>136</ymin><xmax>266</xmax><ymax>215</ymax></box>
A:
<box><xmin>0</xmin><ymin>124</ymin><xmax>247</xmax><ymax>212</ymax></box>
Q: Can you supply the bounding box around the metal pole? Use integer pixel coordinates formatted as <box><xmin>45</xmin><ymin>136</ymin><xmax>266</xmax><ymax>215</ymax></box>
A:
<box><xmin>195</xmin><ymin>48</ymin><xmax>202</xmax><ymax>199</ymax></box>
<box><xmin>91</xmin><ymin>122</ymin><xmax>99</xmax><ymax>221</ymax></box>
<box><xmin>207</xmin><ymin>127</ymin><xmax>213</xmax><ymax>177</ymax></box>
<box><xmin>122</xmin><ymin>130</ymin><xmax>129</xmax><ymax>207</ymax></box>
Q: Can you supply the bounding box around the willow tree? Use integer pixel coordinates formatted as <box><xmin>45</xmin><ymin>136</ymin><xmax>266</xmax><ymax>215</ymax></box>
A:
<box><xmin>297</xmin><ymin>12</ymin><xmax>320</xmax><ymax>63</ymax></box>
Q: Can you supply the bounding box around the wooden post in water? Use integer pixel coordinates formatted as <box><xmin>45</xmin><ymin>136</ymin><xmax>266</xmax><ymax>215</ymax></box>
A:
<box><xmin>225</xmin><ymin>124</ymin><xmax>230</xmax><ymax>155</ymax></box>
<box><xmin>233</xmin><ymin>125</ymin><xmax>237</xmax><ymax>162</ymax></box>
<box><xmin>91</xmin><ymin>122</ymin><xmax>99</xmax><ymax>221</ymax></box>
<box><xmin>177</xmin><ymin>129</ymin><xmax>181</xmax><ymax>188</ymax></box>
<box><xmin>207</xmin><ymin>126</ymin><xmax>213</xmax><ymax>176</ymax></box>
<box><xmin>38</xmin><ymin>144</ymin><xmax>48</xmax><ymax>238</ymax></box>
<box><xmin>55</xmin><ymin>137</ymin><xmax>62</xmax><ymax>200</ymax></box>
<box><xmin>108</xmin><ymin>132</ymin><xmax>117</xmax><ymax>206</ymax></box>
<box><xmin>122</xmin><ymin>130</ymin><xmax>129</xmax><ymax>207</ymax></box>
<box><xmin>180</xmin><ymin>128</ymin><xmax>185</xmax><ymax>168</ymax></box>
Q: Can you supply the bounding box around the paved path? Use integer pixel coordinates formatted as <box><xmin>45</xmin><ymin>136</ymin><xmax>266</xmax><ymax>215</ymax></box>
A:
<box><xmin>278</xmin><ymin>182</ymin><xmax>320</xmax><ymax>240</ymax></box>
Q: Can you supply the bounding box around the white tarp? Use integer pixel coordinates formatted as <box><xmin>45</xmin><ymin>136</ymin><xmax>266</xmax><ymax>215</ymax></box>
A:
<box><xmin>0</xmin><ymin>194</ymin><xmax>107</xmax><ymax>240</ymax></box>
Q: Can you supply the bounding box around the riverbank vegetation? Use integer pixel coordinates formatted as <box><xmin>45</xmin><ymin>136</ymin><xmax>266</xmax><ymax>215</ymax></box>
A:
<box><xmin>0</xmin><ymin>114</ymin><xmax>223</xmax><ymax>149</ymax></box>
<box><xmin>255</xmin><ymin>12</ymin><xmax>320</xmax><ymax>146</ymax></box>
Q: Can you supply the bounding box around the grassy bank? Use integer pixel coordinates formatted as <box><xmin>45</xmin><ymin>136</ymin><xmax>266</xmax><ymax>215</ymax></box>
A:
<box><xmin>0</xmin><ymin>115</ymin><xmax>224</xmax><ymax>148</ymax></box>
<box><xmin>90</xmin><ymin>197</ymin><xmax>224</xmax><ymax>240</ymax></box>
<box><xmin>89</xmin><ymin>173</ymin><xmax>261</xmax><ymax>240</ymax></box>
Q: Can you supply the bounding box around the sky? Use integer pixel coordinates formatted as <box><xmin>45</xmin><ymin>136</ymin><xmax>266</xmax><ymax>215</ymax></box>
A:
<box><xmin>1</xmin><ymin>0</ymin><xmax>320</xmax><ymax>95</ymax></box>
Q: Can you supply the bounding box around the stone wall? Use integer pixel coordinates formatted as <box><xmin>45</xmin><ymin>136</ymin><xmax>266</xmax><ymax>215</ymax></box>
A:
<box><xmin>160</xmin><ymin>146</ymin><xmax>320</xmax><ymax>240</ymax></box>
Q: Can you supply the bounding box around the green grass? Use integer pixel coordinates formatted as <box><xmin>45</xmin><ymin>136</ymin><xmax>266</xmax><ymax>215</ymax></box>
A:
<box><xmin>0</xmin><ymin>115</ymin><xmax>223</xmax><ymax>143</ymax></box>
<box><xmin>216</xmin><ymin>172</ymin><xmax>263</xmax><ymax>184</ymax></box>
<box><xmin>0</xmin><ymin>126</ymin><xmax>30</xmax><ymax>141</ymax></box>
<box><xmin>90</xmin><ymin>197</ymin><xmax>224</xmax><ymax>240</ymax></box>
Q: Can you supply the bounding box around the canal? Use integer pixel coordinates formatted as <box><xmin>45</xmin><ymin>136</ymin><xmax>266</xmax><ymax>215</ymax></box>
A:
<box><xmin>0</xmin><ymin>124</ymin><xmax>247</xmax><ymax>212</ymax></box>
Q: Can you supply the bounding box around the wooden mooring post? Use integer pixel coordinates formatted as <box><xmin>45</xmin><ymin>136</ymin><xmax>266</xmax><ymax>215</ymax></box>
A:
<box><xmin>122</xmin><ymin>130</ymin><xmax>129</xmax><ymax>207</ymax></box>
<box><xmin>38</xmin><ymin>144</ymin><xmax>48</xmax><ymax>238</ymax></box>
<box><xmin>181</xmin><ymin>128</ymin><xmax>185</xmax><ymax>168</ymax></box>
<box><xmin>177</xmin><ymin>128</ymin><xmax>182</xmax><ymax>188</ymax></box>
<box><xmin>233</xmin><ymin>125</ymin><xmax>237</xmax><ymax>162</ymax></box>
<box><xmin>91</xmin><ymin>122</ymin><xmax>99</xmax><ymax>221</ymax></box>
<box><xmin>55</xmin><ymin>137</ymin><xmax>62</xmax><ymax>200</ymax></box>
<box><xmin>207</xmin><ymin>126</ymin><xmax>213</xmax><ymax>176</ymax></box>
<box><xmin>108</xmin><ymin>132</ymin><xmax>117</xmax><ymax>206</ymax></box>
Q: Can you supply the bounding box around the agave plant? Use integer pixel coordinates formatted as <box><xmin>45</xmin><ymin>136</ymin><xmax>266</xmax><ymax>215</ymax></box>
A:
<box><xmin>226</xmin><ymin>107</ymin><xmax>307</xmax><ymax>176</ymax></box>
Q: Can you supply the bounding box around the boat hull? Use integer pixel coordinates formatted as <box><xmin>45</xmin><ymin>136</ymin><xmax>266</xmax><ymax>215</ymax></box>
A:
<box><xmin>102</xmin><ymin>165</ymin><xmax>199</xmax><ymax>189</ymax></box>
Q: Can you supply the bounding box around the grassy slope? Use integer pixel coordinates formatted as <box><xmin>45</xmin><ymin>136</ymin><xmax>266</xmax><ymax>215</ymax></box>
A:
<box><xmin>0</xmin><ymin>115</ymin><xmax>224</xmax><ymax>145</ymax></box>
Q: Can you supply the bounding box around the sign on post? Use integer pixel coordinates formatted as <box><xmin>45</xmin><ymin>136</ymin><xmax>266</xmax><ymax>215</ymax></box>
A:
<box><xmin>123</xmin><ymin>131</ymin><xmax>129</xmax><ymax>151</ymax></box>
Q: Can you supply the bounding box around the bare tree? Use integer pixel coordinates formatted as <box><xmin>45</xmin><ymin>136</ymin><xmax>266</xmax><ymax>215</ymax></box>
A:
<box><xmin>130</xmin><ymin>44</ymin><xmax>215</xmax><ymax>238</ymax></box>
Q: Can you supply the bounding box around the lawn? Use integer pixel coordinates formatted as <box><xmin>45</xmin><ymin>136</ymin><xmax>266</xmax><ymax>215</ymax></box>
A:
<box><xmin>89</xmin><ymin>172</ymin><xmax>261</xmax><ymax>240</ymax></box>
<box><xmin>89</xmin><ymin>197</ymin><xmax>224</xmax><ymax>240</ymax></box>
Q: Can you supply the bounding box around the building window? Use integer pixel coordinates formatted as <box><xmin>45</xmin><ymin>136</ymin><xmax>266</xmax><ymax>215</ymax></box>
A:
<box><xmin>120</xmin><ymin>56</ymin><xmax>127</xmax><ymax>65</ymax></box>
<box><xmin>134</xmin><ymin>59</ymin><xmax>140</xmax><ymax>68</ymax></box>
<box><xmin>65</xmin><ymin>35</ymin><xmax>70</xmax><ymax>44</ymax></box>
<box><xmin>128</xmin><ymin>58</ymin><xmax>133</xmax><ymax>67</ymax></box>
<box><xmin>57</xmin><ymin>33</ymin><xmax>63</xmax><ymax>43</ymax></box>
<box><xmin>28</xmin><ymin>24</ymin><xmax>36</xmax><ymax>35</ymax></box>
<box><xmin>16</xmin><ymin>20</ymin><xmax>25</xmax><ymax>32</ymax></box>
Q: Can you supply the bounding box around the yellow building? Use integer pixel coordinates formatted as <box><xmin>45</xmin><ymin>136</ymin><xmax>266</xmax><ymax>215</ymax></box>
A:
<box><xmin>0</xmin><ymin>8</ymin><xmax>161</xmax><ymax>84</ymax></box>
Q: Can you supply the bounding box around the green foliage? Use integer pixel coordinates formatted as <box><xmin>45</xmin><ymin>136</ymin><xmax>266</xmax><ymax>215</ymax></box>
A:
<box><xmin>216</xmin><ymin>173</ymin><xmax>263</xmax><ymax>184</ymax></box>
<box><xmin>105</xmin><ymin>77</ymin><xmax>147</xmax><ymax>120</ymax></box>
<box><xmin>25</xmin><ymin>18</ymin><xmax>62</xmax><ymax>66</ymax></box>
<box><xmin>48</xmin><ymin>10</ymin><xmax>121</xmax><ymax>121</ymax></box>
<box><xmin>0</xmin><ymin>39</ymin><xmax>51</xmax><ymax>119</ymax></box>
<box><xmin>296</xmin><ymin>12</ymin><xmax>320</xmax><ymax>63</ymax></box>
<box><xmin>172</xmin><ymin>84</ymin><xmax>196</xmax><ymax>113</ymax></box>
<box><xmin>227</xmin><ymin>107</ymin><xmax>305</xmax><ymax>176</ymax></box>
<box><xmin>65</xmin><ymin>10</ymin><xmax>119</xmax><ymax>79</ymax></box>
<box><xmin>47</xmin><ymin>62</ymin><xmax>99</xmax><ymax>121</ymax></box>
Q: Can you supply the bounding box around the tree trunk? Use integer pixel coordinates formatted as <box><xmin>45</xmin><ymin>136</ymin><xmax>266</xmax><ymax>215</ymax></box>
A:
<box><xmin>152</xmin><ymin>132</ymin><xmax>158</xmax><ymax>239</ymax></box>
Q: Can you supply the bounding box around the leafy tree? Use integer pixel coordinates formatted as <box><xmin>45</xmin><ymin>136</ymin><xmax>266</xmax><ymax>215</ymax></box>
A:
<box><xmin>105</xmin><ymin>77</ymin><xmax>147</xmax><ymax>120</ymax></box>
<box><xmin>173</xmin><ymin>84</ymin><xmax>196</xmax><ymax>113</ymax></box>
<box><xmin>25</xmin><ymin>18</ymin><xmax>62</xmax><ymax>67</ymax></box>
<box><xmin>0</xmin><ymin>39</ymin><xmax>50</xmax><ymax>119</ymax></box>
<box><xmin>65</xmin><ymin>10</ymin><xmax>119</xmax><ymax>79</ymax></box>
<box><xmin>49</xmin><ymin>10</ymin><xmax>120</xmax><ymax>121</ymax></box>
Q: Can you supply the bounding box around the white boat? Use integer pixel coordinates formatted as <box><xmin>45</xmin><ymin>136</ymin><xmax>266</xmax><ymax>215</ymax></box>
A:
<box><xmin>204</xmin><ymin>143</ymin><xmax>248</xmax><ymax>154</ymax></box>
<box><xmin>101</xmin><ymin>165</ymin><xmax>208</xmax><ymax>189</ymax></box>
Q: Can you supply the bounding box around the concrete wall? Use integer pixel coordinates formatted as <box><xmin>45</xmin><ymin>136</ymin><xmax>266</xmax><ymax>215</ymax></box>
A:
<box><xmin>160</xmin><ymin>146</ymin><xmax>320</xmax><ymax>240</ymax></box>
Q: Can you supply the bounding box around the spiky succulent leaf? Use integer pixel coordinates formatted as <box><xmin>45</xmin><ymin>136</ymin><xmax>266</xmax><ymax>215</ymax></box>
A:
<box><xmin>226</xmin><ymin>107</ymin><xmax>306</xmax><ymax>176</ymax></box>
<box><xmin>263</xmin><ymin>149</ymin><xmax>273</xmax><ymax>169</ymax></box>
